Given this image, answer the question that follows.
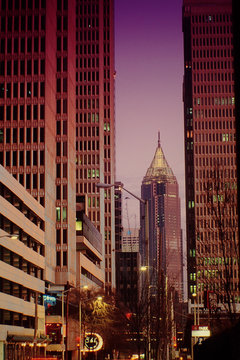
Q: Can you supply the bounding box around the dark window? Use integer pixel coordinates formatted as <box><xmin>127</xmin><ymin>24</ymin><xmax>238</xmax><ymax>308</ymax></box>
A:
<box><xmin>26</xmin><ymin>151</ymin><xmax>30</xmax><ymax>165</ymax></box>
<box><xmin>33</xmin><ymin>128</ymin><xmax>38</xmax><ymax>142</ymax></box>
<box><xmin>40</xmin><ymin>128</ymin><xmax>44</xmax><ymax>142</ymax></box>
<box><xmin>40</xmin><ymin>59</ymin><xmax>45</xmax><ymax>74</ymax></box>
<box><xmin>34</xmin><ymin>60</ymin><xmax>38</xmax><ymax>74</ymax></box>
<box><xmin>20</xmin><ymin>61</ymin><xmax>24</xmax><ymax>75</ymax></box>
<box><xmin>40</xmin><ymin>82</ymin><xmax>44</xmax><ymax>97</ymax></box>
<box><xmin>7</xmin><ymin>61</ymin><xmax>11</xmax><ymax>75</ymax></box>
<box><xmin>19</xmin><ymin>151</ymin><xmax>24</xmax><ymax>165</ymax></box>
<box><xmin>63</xmin><ymin>251</ymin><xmax>67</xmax><ymax>266</ymax></box>
<box><xmin>33</xmin><ymin>151</ymin><xmax>37</xmax><ymax>165</ymax></box>
<box><xmin>34</xmin><ymin>37</ymin><xmax>38</xmax><ymax>52</ymax></box>
<box><xmin>28</xmin><ymin>15</ymin><xmax>32</xmax><ymax>31</ymax></box>
<box><xmin>13</xmin><ymin>128</ymin><xmax>17</xmax><ymax>142</ymax></box>
<box><xmin>27</xmin><ymin>60</ymin><xmax>31</xmax><ymax>75</ymax></box>
<box><xmin>33</xmin><ymin>82</ymin><xmax>38</xmax><ymax>97</ymax></box>
<box><xmin>13</xmin><ymin>83</ymin><xmax>18</xmax><ymax>98</ymax></box>
<box><xmin>13</xmin><ymin>61</ymin><xmax>18</xmax><ymax>75</ymax></box>
<box><xmin>27</xmin><ymin>105</ymin><xmax>31</xmax><ymax>120</ymax></box>
<box><xmin>13</xmin><ymin>106</ymin><xmax>17</xmax><ymax>120</ymax></box>
<box><xmin>33</xmin><ymin>105</ymin><xmax>38</xmax><ymax>120</ymax></box>
<box><xmin>0</xmin><ymin>61</ymin><xmax>4</xmax><ymax>75</ymax></box>
<box><xmin>27</xmin><ymin>38</ymin><xmax>32</xmax><ymax>52</ymax></box>
<box><xmin>40</xmin><ymin>37</ymin><xmax>45</xmax><ymax>52</ymax></box>
<box><xmin>26</xmin><ymin>128</ymin><xmax>31</xmax><ymax>142</ymax></box>
<box><xmin>34</xmin><ymin>15</ymin><xmax>38</xmax><ymax>31</ymax></box>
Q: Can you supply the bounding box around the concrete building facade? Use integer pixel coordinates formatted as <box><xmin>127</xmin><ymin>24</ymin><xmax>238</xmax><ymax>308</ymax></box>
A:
<box><xmin>0</xmin><ymin>165</ymin><xmax>46</xmax><ymax>358</ymax></box>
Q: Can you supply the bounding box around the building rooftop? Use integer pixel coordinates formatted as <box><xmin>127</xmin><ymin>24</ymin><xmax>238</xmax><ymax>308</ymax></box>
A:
<box><xmin>143</xmin><ymin>132</ymin><xmax>176</xmax><ymax>184</ymax></box>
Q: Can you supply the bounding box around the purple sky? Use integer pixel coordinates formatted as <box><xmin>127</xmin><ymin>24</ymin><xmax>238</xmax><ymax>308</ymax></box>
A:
<box><xmin>115</xmin><ymin>0</ymin><xmax>185</xmax><ymax>230</ymax></box>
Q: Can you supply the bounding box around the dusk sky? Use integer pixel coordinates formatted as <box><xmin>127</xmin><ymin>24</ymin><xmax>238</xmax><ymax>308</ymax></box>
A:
<box><xmin>115</xmin><ymin>0</ymin><xmax>185</xmax><ymax>230</ymax></box>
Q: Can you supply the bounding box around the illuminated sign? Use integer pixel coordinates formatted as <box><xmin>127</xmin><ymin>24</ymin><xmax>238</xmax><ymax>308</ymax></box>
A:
<box><xmin>192</xmin><ymin>326</ymin><xmax>211</xmax><ymax>337</ymax></box>
<box><xmin>84</xmin><ymin>333</ymin><xmax>103</xmax><ymax>352</ymax></box>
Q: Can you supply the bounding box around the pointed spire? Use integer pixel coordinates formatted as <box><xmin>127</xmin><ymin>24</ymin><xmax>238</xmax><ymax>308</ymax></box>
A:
<box><xmin>143</xmin><ymin>136</ymin><xmax>176</xmax><ymax>184</ymax></box>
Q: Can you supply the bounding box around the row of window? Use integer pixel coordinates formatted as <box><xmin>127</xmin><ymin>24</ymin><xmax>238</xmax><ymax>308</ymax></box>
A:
<box><xmin>77</xmin><ymin>56</ymin><xmax>99</xmax><ymax>69</ymax></box>
<box><xmin>77</xmin><ymin>140</ymin><xmax>99</xmax><ymax>152</ymax></box>
<box><xmin>76</xmin><ymin>125</ymin><xmax>99</xmax><ymax>138</ymax></box>
<box><xmin>1</xmin><ymin>150</ymin><xmax>45</xmax><ymax>168</ymax></box>
<box><xmin>0</xmin><ymin>36</ymin><xmax>45</xmax><ymax>54</ymax></box>
<box><xmin>194</xmin><ymin>132</ymin><xmax>235</xmax><ymax>143</ymax></box>
<box><xmin>0</xmin><ymin>246</ymin><xmax>43</xmax><ymax>279</ymax></box>
<box><xmin>76</xmin><ymin>4</ymin><xmax>99</xmax><ymax>16</ymax></box>
<box><xmin>78</xmin><ymin>168</ymin><xmax>100</xmax><ymax>180</ymax></box>
<box><xmin>0</xmin><ymin>126</ymin><xmax>44</xmax><ymax>144</ymax></box>
<box><xmin>1</xmin><ymin>0</ymin><xmax>46</xmax><ymax>11</ymax></box>
<box><xmin>0</xmin><ymin>58</ymin><xmax>45</xmax><ymax>76</ymax></box>
<box><xmin>77</xmin><ymin>84</ymin><xmax>99</xmax><ymax>96</ymax></box>
<box><xmin>0</xmin><ymin>81</ymin><xmax>45</xmax><ymax>99</ymax></box>
<box><xmin>0</xmin><ymin>14</ymin><xmax>46</xmax><ymax>33</ymax></box>
<box><xmin>0</xmin><ymin>308</ymin><xmax>35</xmax><ymax>328</ymax></box>
<box><xmin>77</xmin><ymin>30</ymin><xmax>99</xmax><ymax>42</ymax></box>
<box><xmin>76</xmin><ymin>112</ymin><xmax>99</xmax><ymax>123</ymax></box>
<box><xmin>76</xmin><ymin>43</ymin><xmax>99</xmax><ymax>56</ymax></box>
<box><xmin>197</xmin><ymin>217</ymin><xmax>237</xmax><ymax>230</ymax></box>
<box><xmin>0</xmin><ymin>182</ymin><xmax>44</xmax><ymax>229</ymax></box>
<box><xmin>192</xmin><ymin>60</ymin><xmax>233</xmax><ymax>71</ymax></box>
<box><xmin>77</xmin><ymin>71</ymin><xmax>100</xmax><ymax>83</ymax></box>
<box><xmin>192</xmin><ymin>36</ymin><xmax>232</xmax><ymax>47</ymax></box>
<box><xmin>195</xmin><ymin>144</ymin><xmax>236</xmax><ymax>156</ymax></box>
<box><xmin>76</xmin><ymin>153</ymin><xmax>100</xmax><ymax>166</ymax></box>
<box><xmin>195</xmin><ymin>156</ymin><xmax>235</xmax><ymax>168</ymax></box>
<box><xmin>192</xmin><ymin>14</ymin><xmax>231</xmax><ymax>24</ymax></box>
<box><xmin>194</xmin><ymin>119</ymin><xmax>235</xmax><ymax>131</ymax></box>
<box><xmin>192</xmin><ymin>25</ymin><xmax>231</xmax><ymax>36</ymax></box>
<box><xmin>194</xmin><ymin>84</ymin><xmax>233</xmax><ymax>95</ymax></box>
<box><xmin>193</xmin><ymin>96</ymin><xmax>234</xmax><ymax>106</ymax></box>
<box><xmin>77</xmin><ymin>17</ymin><xmax>99</xmax><ymax>29</ymax></box>
<box><xmin>0</xmin><ymin>104</ymin><xmax>45</xmax><ymax>121</ymax></box>
<box><xmin>193</xmin><ymin>48</ymin><xmax>232</xmax><ymax>59</ymax></box>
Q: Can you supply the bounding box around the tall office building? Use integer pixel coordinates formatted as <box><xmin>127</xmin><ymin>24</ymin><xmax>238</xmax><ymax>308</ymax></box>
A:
<box><xmin>0</xmin><ymin>0</ymin><xmax>115</xmax><ymax>293</ymax></box>
<box><xmin>183</xmin><ymin>0</ymin><xmax>239</xmax><ymax>312</ymax></box>
<box><xmin>75</xmin><ymin>0</ymin><xmax>116</xmax><ymax>293</ymax></box>
<box><xmin>140</xmin><ymin>134</ymin><xmax>183</xmax><ymax>301</ymax></box>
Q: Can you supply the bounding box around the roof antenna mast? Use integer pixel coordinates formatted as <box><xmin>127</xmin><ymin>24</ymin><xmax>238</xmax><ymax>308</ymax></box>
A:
<box><xmin>158</xmin><ymin>131</ymin><xmax>160</xmax><ymax>147</ymax></box>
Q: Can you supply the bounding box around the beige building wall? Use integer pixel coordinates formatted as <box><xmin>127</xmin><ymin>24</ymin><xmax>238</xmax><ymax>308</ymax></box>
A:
<box><xmin>0</xmin><ymin>165</ymin><xmax>45</xmax><ymax>348</ymax></box>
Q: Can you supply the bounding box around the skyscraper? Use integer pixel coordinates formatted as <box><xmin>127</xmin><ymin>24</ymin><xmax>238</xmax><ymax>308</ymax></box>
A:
<box><xmin>0</xmin><ymin>0</ymin><xmax>115</xmax><ymax>293</ymax></box>
<box><xmin>140</xmin><ymin>134</ymin><xmax>183</xmax><ymax>301</ymax></box>
<box><xmin>183</xmin><ymin>0</ymin><xmax>239</xmax><ymax>313</ymax></box>
<box><xmin>75</xmin><ymin>0</ymin><xmax>116</xmax><ymax>293</ymax></box>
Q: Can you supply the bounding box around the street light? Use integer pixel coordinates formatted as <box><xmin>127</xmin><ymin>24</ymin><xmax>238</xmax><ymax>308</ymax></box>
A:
<box><xmin>96</xmin><ymin>182</ymin><xmax>151</xmax><ymax>360</ymax></box>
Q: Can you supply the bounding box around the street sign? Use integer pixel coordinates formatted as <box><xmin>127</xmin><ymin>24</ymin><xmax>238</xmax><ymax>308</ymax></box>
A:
<box><xmin>84</xmin><ymin>333</ymin><xmax>103</xmax><ymax>352</ymax></box>
<box><xmin>192</xmin><ymin>325</ymin><xmax>211</xmax><ymax>337</ymax></box>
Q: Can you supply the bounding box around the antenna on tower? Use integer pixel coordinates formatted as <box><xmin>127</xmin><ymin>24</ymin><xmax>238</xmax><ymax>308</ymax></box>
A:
<box><xmin>158</xmin><ymin>131</ymin><xmax>161</xmax><ymax>147</ymax></box>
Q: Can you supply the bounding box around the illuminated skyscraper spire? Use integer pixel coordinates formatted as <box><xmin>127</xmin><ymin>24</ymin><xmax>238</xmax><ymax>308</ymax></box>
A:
<box><xmin>143</xmin><ymin>133</ymin><xmax>175</xmax><ymax>184</ymax></box>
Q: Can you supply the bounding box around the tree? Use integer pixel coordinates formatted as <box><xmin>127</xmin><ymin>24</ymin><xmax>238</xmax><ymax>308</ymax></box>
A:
<box><xmin>197</xmin><ymin>166</ymin><xmax>239</xmax><ymax>325</ymax></box>
<box><xmin>67</xmin><ymin>287</ymin><xmax>128</xmax><ymax>358</ymax></box>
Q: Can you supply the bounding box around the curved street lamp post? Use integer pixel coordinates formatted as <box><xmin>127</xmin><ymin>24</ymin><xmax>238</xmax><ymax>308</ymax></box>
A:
<box><xmin>96</xmin><ymin>182</ymin><xmax>151</xmax><ymax>360</ymax></box>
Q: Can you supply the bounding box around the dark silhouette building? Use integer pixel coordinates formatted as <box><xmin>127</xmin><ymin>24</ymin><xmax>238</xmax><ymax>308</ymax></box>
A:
<box><xmin>183</xmin><ymin>0</ymin><xmax>239</xmax><ymax>315</ymax></box>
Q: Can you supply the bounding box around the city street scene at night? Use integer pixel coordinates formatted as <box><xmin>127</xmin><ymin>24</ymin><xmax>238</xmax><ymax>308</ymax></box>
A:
<box><xmin>0</xmin><ymin>0</ymin><xmax>240</xmax><ymax>360</ymax></box>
